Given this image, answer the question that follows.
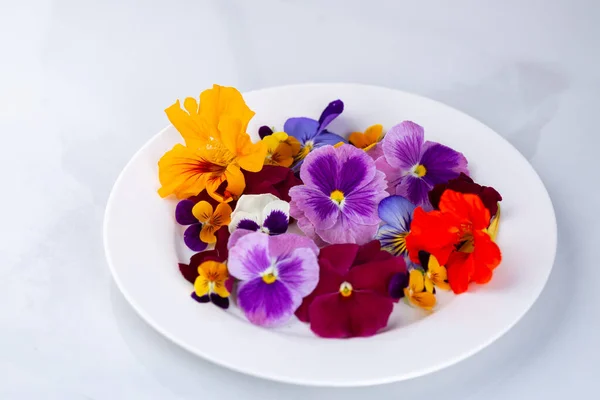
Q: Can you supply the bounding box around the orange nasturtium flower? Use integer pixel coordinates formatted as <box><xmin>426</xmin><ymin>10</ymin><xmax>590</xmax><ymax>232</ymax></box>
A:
<box><xmin>262</xmin><ymin>132</ymin><xmax>301</xmax><ymax>167</ymax></box>
<box><xmin>157</xmin><ymin>84</ymin><xmax>267</xmax><ymax>200</ymax></box>
<box><xmin>191</xmin><ymin>201</ymin><xmax>232</xmax><ymax>243</ymax></box>
<box><xmin>406</xmin><ymin>190</ymin><xmax>502</xmax><ymax>294</ymax></box>
<box><xmin>348</xmin><ymin>124</ymin><xmax>384</xmax><ymax>152</ymax></box>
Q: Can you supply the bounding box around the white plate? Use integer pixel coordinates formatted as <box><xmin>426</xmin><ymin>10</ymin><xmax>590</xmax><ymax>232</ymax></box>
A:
<box><xmin>104</xmin><ymin>83</ymin><xmax>556</xmax><ymax>387</ymax></box>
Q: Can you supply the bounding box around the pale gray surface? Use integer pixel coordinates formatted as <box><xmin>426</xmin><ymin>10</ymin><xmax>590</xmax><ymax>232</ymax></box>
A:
<box><xmin>0</xmin><ymin>0</ymin><xmax>598</xmax><ymax>399</ymax></box>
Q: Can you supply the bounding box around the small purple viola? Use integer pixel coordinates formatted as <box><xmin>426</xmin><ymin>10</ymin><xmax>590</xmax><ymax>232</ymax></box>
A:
<box><xmin>375</xmin><ymin>121</ymin><xmax>469</xmax><ymax>209</ymax></box>
<box><xmin>227</xmin><ymin>232</ymin><xmax>320</xmax><ymax>327</ymax></box>
<box><xmin>284</xmin><ymin>100</ymin><xmax>347</xmax><ymax>170</ymax></box>
<box><xmin>289</xmin><ymin>144</ymin><xmax>388</xmax><ymax>245</ymax></box>
<box><xmin>229</xmin><ymin>194</ymin><xmax>290</xmax><ymax>235</ymax></box>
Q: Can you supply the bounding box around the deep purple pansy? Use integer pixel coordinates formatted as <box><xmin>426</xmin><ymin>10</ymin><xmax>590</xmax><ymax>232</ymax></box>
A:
<box><xmin>375</xmin><ymin>121</ymin><xmax>469</xmax><ymax>209</ymax></box>
<box><xmin>289</xmin><ymin>144</ymin><xmax>388</xmax><ymax>245</ymax></box>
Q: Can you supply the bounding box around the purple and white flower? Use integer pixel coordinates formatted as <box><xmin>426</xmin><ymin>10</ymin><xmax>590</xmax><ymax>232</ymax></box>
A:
<box><xmin>227</xmin><ymin>232</ymin><xmax>320</xmax><ymax>327</ymax></box>
<box><xmin>289</xmin><ymin>144</ymin><xmax>388</xmax><ymax>245</ymax></box>
<box><xmin>375</xmin><ymin>121</ymin><xmax>469</xmax><ymax>209</ymax></box>
<box><xmin>229</xmin><ymin>194</ymin><xmax>290</xmax><ymax>235</ymax></box>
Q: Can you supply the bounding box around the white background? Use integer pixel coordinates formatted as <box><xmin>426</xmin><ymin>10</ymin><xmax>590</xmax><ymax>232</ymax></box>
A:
<box><xmin>1</xmin><ymin>0</ymin><xmax>598</xmax><ymax>399</ymax></box>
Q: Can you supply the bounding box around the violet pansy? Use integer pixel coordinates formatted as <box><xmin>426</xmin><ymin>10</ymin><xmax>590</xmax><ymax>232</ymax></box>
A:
<box><xmin>375</xmin><ymin>121</ymin><xmax>469</xmax><ymax>209</ymax></box>
<box><xmin>229</xmin><ymin>194</ymin><xmax>290</xmax><ymax>235</ymax></box>
<box><xmin>284</xmin><ymin>100</ymin><xmax>347</xmax><ymax>170</ymax></box>
<box><xmin>227</xmin><ymin>232</ymin><xmax>320</xmax><ymax>327</ymax></box>
<box><xmin>289</xmin><ymin>144</ymin><xmax>388</xmax><ymax>245</ymax></box>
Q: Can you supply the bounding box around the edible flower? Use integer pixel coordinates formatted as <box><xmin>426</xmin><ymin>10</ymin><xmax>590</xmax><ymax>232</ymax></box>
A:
<box><xmin>227</xmin><ymin>232</ymin><xmax>320</xmax><ymax>326</ymax></box>
<box><xmin>262</xmin><ymin>131</ymin><xmax>301</xmax><ymax>167</ymax></box>
<box><xmin>158</xmin><ymin>84</ymin><xmax>267</xmax><ymax>200</ymax></box>
<box><xmin>178</xmin><ymin>228</ymin><xmax>231</xmax><ymax>284</ymax></box>
<box><xmin>429</xmin><ymin>173</ymin><xmax>502</xmax><ymax>217</ymax></box>
<box><xmin>406</xmin><ymin>190</ymin><xmax>502</xmax><ymax>294</ymax></box>
<box><xmin>375</xmin><ymin>195</ymin><xmax>416</xmax><ymax>258</ymax></box>
<box><xmin>375</xmin><ymin>121</ymin><xmax>469</xmax><ymax>209</ymax></box>
<box><xmin>242</xmin><ymin>165</ymin><xmax>303</xmax><ymax>202</ymax></box>
<box><xmin>349</xmin><ymin>124</ymin><xmax>385</xmax><ymax>159</ymax></box>
<box><xmin>229</xmin><ymin>194</ymin><xmax>290</xmax><ymax>235</ymax></box>
<box><xmin>296</xmin><ymin>241</ymin><xmax>406</xmax><ymax>338</ymax></box>
<box><xmin>187</xmin><ymin>201</ymin><xmax>232</xmax><ymax>244</ymax></box>
<box><xmin>289</xmin><ymin>145</ymin><xmax>388</xmax><ymax>245</ymax></box>
<box><xmin>191</xmin><ymin>260</ymin><xmax>231</xmax><ymax>309</ymax></box>
<box><xmin>404</xmin><ymin>269</ymin><xmax>436</xmax><ymax>310</ymax></box>
<box><xmin>284</xmin><ymin>100</ymin><xmax>347</xmax><ymax>170</ymax></box>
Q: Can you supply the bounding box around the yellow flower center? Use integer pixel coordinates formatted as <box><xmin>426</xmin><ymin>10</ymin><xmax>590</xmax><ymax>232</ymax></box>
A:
<box><xmin>414</xmin><ymin>164</ymin><xmax>427</xmax><ymax>177</ymax></box>
<box><xmin>339</xmin><ymin>281</ymin><xmax>353</xmax><ymax>297</ymax></box>
<box><xmin>330</xmin><ymin>190</ymin><xmax>345</xmax><ymax>205</ymax></box>
<box><xmin>262</xmin><ymin>272</ymin><xmax>277</xmax><ymax>284</ymax></box>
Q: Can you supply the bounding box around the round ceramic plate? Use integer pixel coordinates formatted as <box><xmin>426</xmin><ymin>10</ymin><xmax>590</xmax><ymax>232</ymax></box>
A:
<box><xmin>104</xmin><ymin>83</ymin><xmax>556</xmax><ymax>387</ymax></box>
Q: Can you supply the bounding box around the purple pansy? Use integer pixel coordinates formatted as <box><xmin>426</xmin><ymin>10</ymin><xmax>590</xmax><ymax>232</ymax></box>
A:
<box><xmin>176</xmin><ymin>199</ymin><xmax>208</xmax><ymax>251</ymax></box>
<box><xmin>227</xmin><ymin>232</ymin><xmax>320</xmax><ymax>327</ymax></box>
<box><xmin>289</xmin><ymin>144</ymin><xmax>388</xmax><ymax>245</ymax></box>
<box><xmin>229</xmin><ymin>194</ymin><xmax>289</xmax><ymax>235</ymax></box>
<box><xmin>375</xmin><ymin>121</ymin><xmax>469</xmax><ymax>209</ymax></box>
<box><xmin>284</xmin><ymin>100</ymin><xmax>347</xmax><ymax>170</ymax></box>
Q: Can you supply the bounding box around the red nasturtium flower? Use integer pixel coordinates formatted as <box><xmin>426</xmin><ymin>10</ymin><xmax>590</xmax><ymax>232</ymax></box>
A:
<box><xmin>296</xmin><ymin>240</ymin><xmax>406</xmax><ymax>338</ymax></box>
<box><xmin>405</xmin><ymin>190</ymin><xmax>501</xmax><ymax>294</ymax></box>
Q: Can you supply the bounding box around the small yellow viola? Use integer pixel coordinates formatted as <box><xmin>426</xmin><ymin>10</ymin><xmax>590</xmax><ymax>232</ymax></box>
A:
<box><xmin>194</xmin><ymin>260</ymin><xmax>230</xmax><ymax>298</ymax></box>
<box><xmin>404</xmin><ymin>269</ymin><xmax>436</xmax><ymax>310</ymax></box>
<box><xmin>191</xmin><ymin>201</ymin><xmax>232</xmax><ymax>243</ymax></box>
<box><xmin>262</xmin><ymin>131</ymin><xmax>301</xmax><ymax>167</ymax></box>
<box><xmin>424</xmin><ymin>255</ymin><xmax>450</xmax><ymax>291</ymax></box>
<box><xmin>348</xmin><ymin>124</ymin><xmax>384</xmax><ymax>152</ymax></box>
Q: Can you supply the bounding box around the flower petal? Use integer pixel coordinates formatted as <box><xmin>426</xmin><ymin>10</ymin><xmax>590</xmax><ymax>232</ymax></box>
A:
<box><xmin>388</xmin><ymin>272</ymin><xmax>409</xmax><ymax>299</ymax></box>
<box><xmin>316</xmin><ymin>213</ymin><xmax>379</xmax><ymax>245</ymax></box>
<box><xmin>275</xmin><ymin>248</ymin><xmax>320</xmax><ymax>297</ymax></box>
<box><xmin>284</xmin><ymin>117</ymin><xmax>319</xmax><ymax>144</ymax></box>
<box><xmin>407</xmin><ymin>291</ymin><xmax>436</xmax><ymax>310</ymax></box>
<box><xmin>396</xmin><ymin>175</ymin><xmax>432</xmax><ymax>209</ymax></box>
<box><xmin>420</xmin><ymin>141</ymin><xmax>469</xmax><ymax>186</ymax></box>
<box><xmin>295</xmin><ymin>258</ymin><xmax>345</xmax><ymax>322</ymax></box>
<box><xmin>288</xmin><ymin>185</ymin><xmax>339</xmax><ymax>230</ymax></box>
<box><xmin>375</xmin><ymin>156</ymin><xmax>404</xmax><ymax>195</ymax></box>
<box><xmin>183</xmin><ymin>224</ymin><xmax>208</xmax><ymax>252</ymax></box>
<box><xmin>382</xmin><ymin>121</ymin><xmax>424</xmax><ymax>169</ymax></box>
<box><xmin>268</xmin><ymin>233</ymin><xmax>319</xmax><ymax>259</ymax></box>
<box><xmin>212</xmin><ymin>202</ymin><xmax>232</xmax><ymax>227</ymax></box>
<box><xmin>227</xmin><ymin>228</ymin><xmax>255</xmax><ymax>250</ymax></box>
<box><xmin>348</xmin><ymin>256</ymin><xmax>407</xmax><ymax>297</ymax></box>
<box><xmin>258</xmin><ymin>125</ymin><xmax>274</xmax><ymax>139</ymax></box>
<box><xmin>336</xmin><ymin>144</ymin><xmax>376</xmax><ymax>194</ymax></box>
<box><xmin>376</xmin><ymin>224</ymin><xmax>407</xmax><ymax>256</ymax></box>
<box><xmin>227</xmin><ymin>231</ymin><xmax>271</xmax><ymax>280</ymax></box>
<box><xmin>200</xmin><ymin>224</ymin><xmax>218</xmax><ymax>244</ymax></box>
<box><xmin>157</xmin><ymin>144</ymin><xmax>210</xmax><ymax>199</ymax></box>
<box><xmin>405</xmin><ymin>207</ymin><xmax>460</xmax><ymax>265</ymax></box>
<box><xmin>261</xmin><ymin>199</ymin><xmax>290</xmax><ymax>234</ymax></box>
<box><xmin>164</xmin><ymin>99</ymin><xmax>210</xmax><ymax>149</ymax></box>
<box><xmin>354</xmin><ymin>240</ymin><xmax>393</xmax><ymax>265</ymax></box>
<box><xmin>199</xmin><ymin>84</ymin><xmax>255</xmax><ymax>137</ymax></box>
<box><xmin>313</xmin><ymin>132</ymin><xmax>347</xmax><ymax>147</ymax></box>
<box><xmin>377</xmin><ymin>195</ymin><xmax>416</xmax><ymax>231</ymax></box>
<box><xmin>445</xmin><ymin>251</ymin><xmax>473</xmax><ymax>294</ymax></box>
<box><xmin>342</xmin><ymin>170</ymin><xmax>388</xmax><ymax>225</ymax></box>
<box><xmin>408</xmin><ymin>269</ymin><xmax>426</xmax><ymax>292</ymax></box>
<box><xmin>309</xmin><ymin>291</ymin><xmax>394</xmax><ymax>338</ymax></box>
<box><xmin>191</xmin><ymin>293</ymin><xmax>210</xmax><ymax>303</ymax></box>
<box><xmin>229</xmin><ymin>210</ymin><xmax>260</xmax><ymax>233</ymax></box>
<box><xmin>237</xmin><ymin>278</ymin><xmax>298</xmax><ymax>327</ymax></box>
<box><xmin>192</xmin><ymin>201</ymin><xmax>213</xmax><ymax>223</ymax></box>
<box><xmin>194</xmin><ymin>276</ymin><xmax>210</xmax><ymax>297</ymax></box>
<box><xmin>210</xmin><ymin>293</ymin><xmax>230</xmax><ymax>309</ymax></box>
<box><xmin>318</xmin><ymin>244</ymin><xmax>360</xmax><ymax>275</ymax></box>
<box><xmin>317</xmin><ymin>99</ymin><xmax>344</xmax><ymax>133</ymax></box>
<box><xmin>175</xmin><ymin>199</ymin><xmax>199</xmax><ymax>225</ymax></box>
<box><xmin>223</xmin><ymin>164</ymin><xmax>246</xmax><ymax>197</ymax></box>
<box><xmin>438</xmin><ymin>190</ymin><xmax>491</xmax><ymax>230</ymax></box>
<box><xmin>299</xmin><ymin>145</ymin><xmax>339</xmax><ymax>194</ymax></box>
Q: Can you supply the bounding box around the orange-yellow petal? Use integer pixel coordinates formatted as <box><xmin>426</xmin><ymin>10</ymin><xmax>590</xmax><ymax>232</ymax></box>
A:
<box><xmin>224</xmin><ymin>164</ymin><xmax>246</xmax><ymax>197</ymax></box>
<box><xmin>194</xmin><ymin>276</ymin><xmax>210</xmax><ymax>297</ymax></box>
<box><xmin>408</xmin><ymin>269</ymin><xmax>425</xmax><ymax>293</ymax></box>
<box><xmin>271</xmin><ymin>143</ymin><xmax>294</xmax><ymax>167</ymax></box>
<box><xmin>237</xmin><ymin>141</ymin><xmax>268</xmax><ymax>172</ymax></box>
<box><xmin>157</xmin><ymin>144</ymin><xmax>210</xmax><ymax>199</ymax></box>
<box><xmin>198</xmin><ymin>84</ymin><xmax>255</xmax><ymax>139</ymax></box>
<box><xmin>424</xmin><ymin>276</ymin><xmax>435</xmax><ymax>294</ymax></box>
<box><xmin>348</xmin><ymin>131</ymin><xmax>370</xmax><ymax>148</ymax></box>
<box><xmin>200</xmin><ymin>224</ymin><xmax>218</xmax><ymax>244</ymax></box>
<box><xmin>365</xmin><ymin>124</ymin><xmax>384</xmax><ymax>143</ymax></box>
<box><xmin>212</xmin><ymin>202</ymin><xmax>232</xmax><ymax>227</ymax></box>
<box><xmin>286</xmin><ymin>136</ymin><xmax>301</xmax><ymax>156</ymax></box>
<box><xmin>164</xmin><ymin>100</ymin><xmax>212</xmax><ymax>149</ymax></box>
<box><xmin>192</xmin><ymin>201</ymin><xmax>213</xmax><ymax>223</ymax></box>
<box><xmin>408</xmin><ymin>292</ymin><xmax>436</xmax><ymax>310</ymax></box>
